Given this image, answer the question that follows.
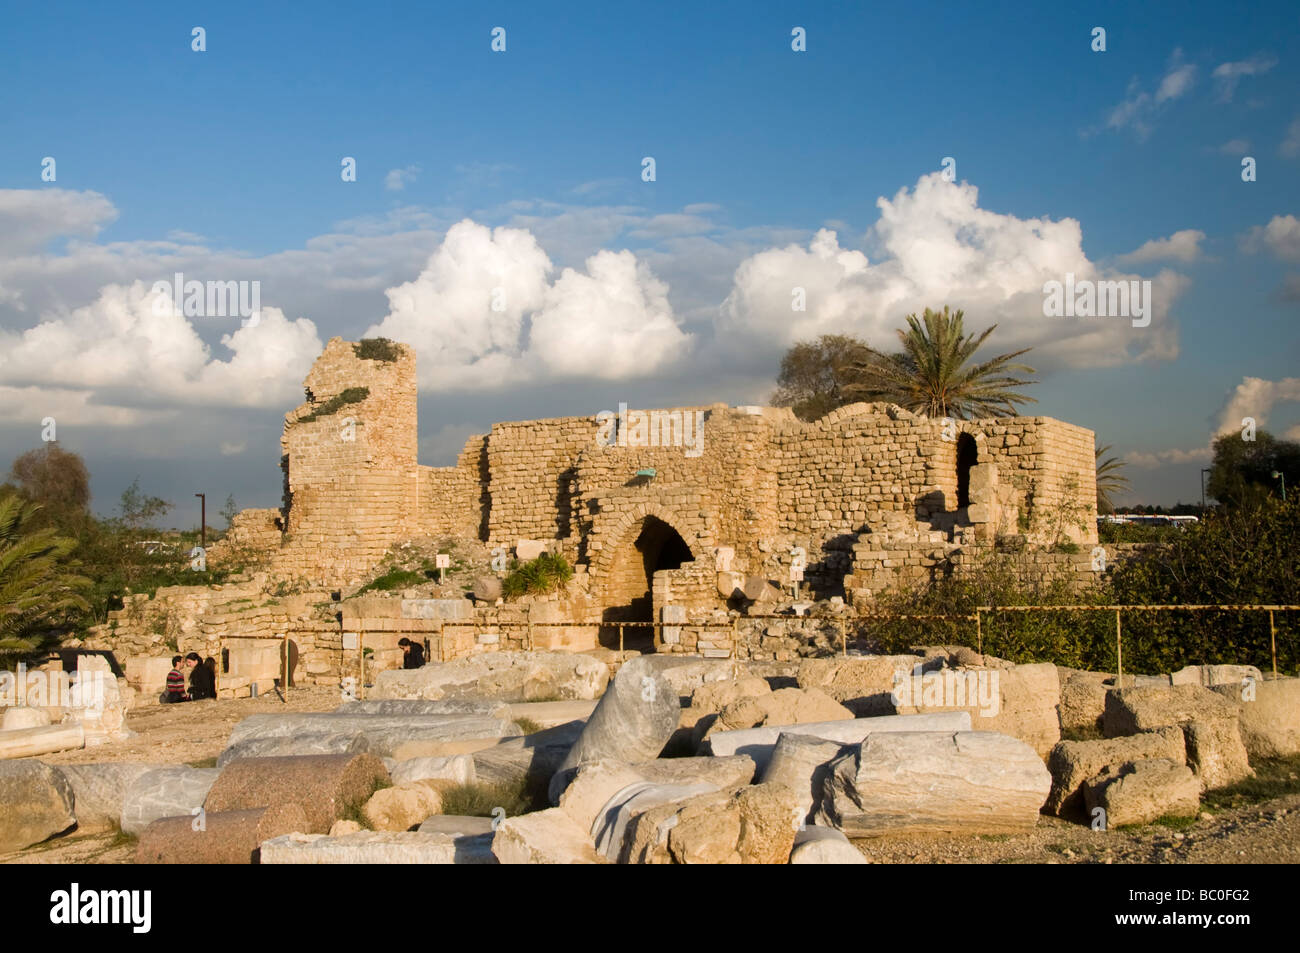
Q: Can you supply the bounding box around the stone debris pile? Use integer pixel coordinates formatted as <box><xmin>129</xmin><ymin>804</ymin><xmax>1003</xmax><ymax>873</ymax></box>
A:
<box><xmin>0</xmin><ymin>648</ymin><xmax>1293</xmax><ymax>862</ymax></box>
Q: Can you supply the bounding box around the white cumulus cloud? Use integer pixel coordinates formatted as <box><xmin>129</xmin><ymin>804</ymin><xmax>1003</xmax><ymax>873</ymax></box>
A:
<box><xmin>716</xmin><ymin>173</ymin><xmax>1182</xmax><ymax>370</ymax></box>
<box><xmin>0</xmin><ymin>282</ymin><xmax>322</xmax><ymax>420</ymax></box>
<box><xmin>1117</xmin><ymin>229</ymin><xmax>1205</xmax><ymax>264</ymax></box>
<box><xmin>365</xmin><ymin>219</ymin><xmax>690</xmax><ymax>389</ymax></box>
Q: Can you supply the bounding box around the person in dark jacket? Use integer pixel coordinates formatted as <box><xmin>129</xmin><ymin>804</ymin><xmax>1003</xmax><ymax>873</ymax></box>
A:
<box><xmin>186</xmin><ymin>652</ymin><xmax>216</xmax><ymax>700</ymax></box>
<box><xmin>163</xmin><ymin>655</ymin><xmax>188</xmax><ymax>703</ymax></box>
<box><xmin>398</xmin><ymin>638</ymin><xmax>425</xmax><ymax>669</ymax></box>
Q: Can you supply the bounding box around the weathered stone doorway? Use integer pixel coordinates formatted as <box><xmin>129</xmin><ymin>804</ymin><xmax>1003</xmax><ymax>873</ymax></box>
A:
<box><xmin>599</xmin><ymin>515</ymin><xmax>693</xmax><ymax>650</ymax></box>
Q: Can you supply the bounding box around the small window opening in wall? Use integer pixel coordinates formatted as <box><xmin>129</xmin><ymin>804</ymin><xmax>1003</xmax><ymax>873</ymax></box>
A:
<box><xmin>221</xmin><ymin>647</ymin><xmax>230</xmax><ymax>674</ymax></box>
<box><xmin>956</xmin><ymin>433</ymin><xmax>978</xmax><ymax>509</ymax></box>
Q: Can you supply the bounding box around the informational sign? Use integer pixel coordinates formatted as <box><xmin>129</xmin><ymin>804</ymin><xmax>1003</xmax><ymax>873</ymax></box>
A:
<box><xmin>434</xmin><ymin>553</ymin><xmax>450</xmax><ymax>568</ymax></box>
<box><xmin>342</xmin><ymin>632</ymin><xmax>359</xmax><ymax>651</ymax></box>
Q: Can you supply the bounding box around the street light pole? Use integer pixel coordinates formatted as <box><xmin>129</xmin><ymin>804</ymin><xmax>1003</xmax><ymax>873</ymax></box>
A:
<box><xmin>195</xmin><ymin>493</ymin><xmax>206</xmax><ymax>549</ymax></box>
<box><xmin>1272</xmin><ymin>471</ymin><xmax>1287</xmax><ymax>502</ymax></box>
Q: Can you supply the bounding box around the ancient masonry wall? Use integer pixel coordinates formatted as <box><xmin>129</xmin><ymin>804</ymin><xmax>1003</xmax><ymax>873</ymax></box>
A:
<box><xmin>206</xmin><ymin>508</ymin><xmax>282</xmax><ymax>568</ymax></box>
<box><xmin>482</xmin><ymin>416</ymin><xmax>595</xmax><ymax>543</ymax></box>
<box><xmin>413</xmin><ymin>435</ymin><xmax>484</xmax><ymax>539</ymax></box>
<box><xmin>272</xmin><ymin>337</ymin><xmax>420</xmax><ymax>585</ymax></box>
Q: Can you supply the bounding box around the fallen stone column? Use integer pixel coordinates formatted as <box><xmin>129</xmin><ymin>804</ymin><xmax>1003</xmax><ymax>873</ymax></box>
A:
<box><xmin>121</xmin><ymin>767</ymin><xmax>221</xmax><ymax>836</ymax></box>
<box><xmin>57</xmin><ymin>762</ymin><xmax>167</xmax><ymax>832</ymax></box>
<box><xmin>260</xmin><ymin>830</ymin><xmax>496</xmax><ymax>864</ymax></box>
<box><xmin>135</xmin><ymin>804</ymin><xmax>310</xmax><ymax>864</ymax></box>
<box><xmin>789</xmin><ymin>825</ymin><xmax>868</xmax><ymax>864</ymax></box>
<box><xmin>335</xmin><ymin>699</ymin><xmax>508</xmax><ymax>716</ymax></box>
<box><xmin>0</xmin><ymin>724</ymin><xmax>85</xmax><ymax>760</ymax></box>
<box><xmin>703</xmin><ymin>711</ymin><xmax>972</xmax><ymax>772</ymax></box>
<box><xmin>0</xmin><ymin>759</ymin><xmax>76</xmax><ymax>852</ymax></box>
<box><xmin>549</xmin><ymin>656</ymin><xmax>681</xmax><ymax>804</ymax></box>
<box><xmin>815</xmin><ymin>730</ymin><xmax>1051</xmax><ymax>838</ymax></box>
<box><xmin>204</xmin><ymin>753</ymin><xmax>389</xmax><ymax>834</ymax></box>
<box><xmin>759</xmin><ymin>733</ymin><xmax>849</xmax><ymax>823</ymax></box>
<box><xmin>225</xmin><ymin>713</ymin><xmax>516</xmax><ymax>747</ymax></box>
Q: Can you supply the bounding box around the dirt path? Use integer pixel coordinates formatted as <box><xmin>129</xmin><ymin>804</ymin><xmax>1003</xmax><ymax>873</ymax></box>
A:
<box><xmin>37</xmin><ymin>685</ymin><xmax>343</xmax><ymax>768</ymax></box>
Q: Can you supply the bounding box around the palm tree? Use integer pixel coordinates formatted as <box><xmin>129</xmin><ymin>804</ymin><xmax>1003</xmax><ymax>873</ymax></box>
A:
<box><xmin>842</xmin><ymin>306</ymin><xmax>1037</xmax><ymax>419</ymax></box>
<box><xmin>1095</xmin><ymin>444</ymin><xmax>1131</xmax><ymax>515</ymax></box>
<box><xmin>0</xmin><ymin>492</ymin><xmax>91</xmax><ymax>659</ymax></box>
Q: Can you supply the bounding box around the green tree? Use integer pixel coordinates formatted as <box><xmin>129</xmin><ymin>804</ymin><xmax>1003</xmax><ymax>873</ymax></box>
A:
<box><xmin>116</xmin><ymin>478</ymin><xmax>173</xmax><ymax>533</ymax></box>
<box><xmin>219</xmin><ymin>494</ymin><xmax>239</xmax><ymax>529</ymax></box>
<box><xmin>1095</xmin><ymin>444</ymin><xmax>1131</xmax><ymax>515</ymax></box>
<box><xmin>842</xmin><ymin>306</ymin><xmax>1037</xmax><ymax>419</ymax></box>
<box><xmin>770</xmin><ymin>334</ymin><xmax>871</xmax><ymax>421</ymax></box>
<box><xmin>0</xmin><ymin>492</ymin><xmax>91</xmax><ymax>661</ymax></box>
<box><xmin>1206</xmin><ymin>430</ymin><xmax>1300</xmax><ymax>510</ymax></box>
<box><xmin>7</xmin><ymin>443</ymin><xmax>92</xmax><ymax>533</ymax></box>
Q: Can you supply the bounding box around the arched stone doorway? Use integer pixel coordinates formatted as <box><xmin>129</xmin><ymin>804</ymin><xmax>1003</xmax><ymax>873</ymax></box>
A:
<box><xmin>956</xmin><ymin>433</ymin><xmax>978</xmax><ymax>509</ymax></box>
<box><xmin>598</xmin><ymin>515</ymin><xmax>694</xmax><ymax>650</ymax></box>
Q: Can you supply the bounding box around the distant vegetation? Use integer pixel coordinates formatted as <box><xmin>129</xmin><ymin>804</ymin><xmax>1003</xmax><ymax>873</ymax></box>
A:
<box><xmin>0</xmin><ymin>445</ymin><xmax>236</xmax><ymax>663</ymax></box>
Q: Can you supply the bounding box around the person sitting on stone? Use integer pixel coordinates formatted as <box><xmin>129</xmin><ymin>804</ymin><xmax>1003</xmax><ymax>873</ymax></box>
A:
<box><xmin>186</xmin><ymin>652</ymin><xmax>217</xmax><ymax>700</ymax></box>
<box><xmin>163</xmin><ymin>655</ymin><xmax>188</xmax><ymax>703</ymax></box>
<box><xmin>398</xmin><ymin>637</ymin><xmax>425</xmax><ymax>669</ymax></box>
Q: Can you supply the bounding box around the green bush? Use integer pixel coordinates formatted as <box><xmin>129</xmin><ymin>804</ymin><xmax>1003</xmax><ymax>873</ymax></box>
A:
<box><xmin>501</xmin><ymin>553</ymin><xmax>573</xmax><ymax>600</ymax></box>
<box><xmin>300</xmin><ymin>387</ymin><xmax>369</xmax><ymax>423</ymax></box>
<box><xmin>356</xmin><ymin>567</ymin><xmax>427</xmax><ymax>594</ymax></box>
<box><xmin>439</xmin><ymin>780</ymin><xmax>540</xmax><ymax>817</ymax></box>
<box><xmin>353</xmin><ymin>338</ymin><xmax>402</xmax><ymax>363</ymax></box>
<box><xmin>862</xmin><ymin>500</ymin><xmax>1299</xmax><ymax>675</ymax></box>
<box><xmin>863</xmin><ymin>550</ymin><xmax>1113</xmax><ymax>670</ymax></box>
<box><xmin>1106</xmin><ymin>498</ymin><xmax>1299</xmax><ymax>674</ymax></box>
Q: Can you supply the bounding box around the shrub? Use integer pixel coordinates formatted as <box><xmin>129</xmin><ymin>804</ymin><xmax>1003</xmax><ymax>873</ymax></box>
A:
<box><xmin>864</xmin><ymin>549</ymin><xmax>1113</xmax><ymax>670</ymax></box>
<box><xmin>357</xmin><ymin>567</ymin><xmax>426</xmax><ymax>594</ymax></box>
<box><xmin>300</xmin><ymin>387</ymin><xmax>369</xmax><ymax>423</ymax></box>
<box><xmin>1106</xmin><ymin>498</ymin><xmax>1299</xmax><ymax>673</ymax></box>
<box><xmin>438</xmin><ymin>780</ymin><xmax>540</xmax><ymax>817</ymax></box>
<box><xmin>353</xmin><ymin>338</ymin><xmax>402</xmax><ymax>363</ymax></box>
<box><xmin>501</xmin><ymin>553</ymin><xmax>573</xmax><ymax>600</ymax></box>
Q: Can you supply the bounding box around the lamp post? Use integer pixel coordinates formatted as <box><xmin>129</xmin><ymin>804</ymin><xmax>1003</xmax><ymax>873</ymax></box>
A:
<box><xmin>195</xmin><ymin>493</ymin><xmax>206</xmax><ymax>550</ymax></box>
<box><xmin>1272</xmin><ymin>471</ymin><xmax>1287</xmax><ymax>502</ymax></box>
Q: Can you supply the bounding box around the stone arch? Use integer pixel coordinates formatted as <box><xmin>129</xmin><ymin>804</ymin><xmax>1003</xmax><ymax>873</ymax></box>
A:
<box><xmin>586</xmin><ymin>502</ymin><xmax>715</xmax><ymax>649</ymax></box>
<box><xmin>586</xmin><ymin>500</ymin><xmax>715</xmax><ymax>579</ymax></box>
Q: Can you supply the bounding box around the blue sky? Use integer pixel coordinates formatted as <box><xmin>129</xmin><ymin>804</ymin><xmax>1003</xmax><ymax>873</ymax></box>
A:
<box><xmin>1</xmin><ymin>0</ymin><xmax>1298</xmax><ymax>522</ymax></box>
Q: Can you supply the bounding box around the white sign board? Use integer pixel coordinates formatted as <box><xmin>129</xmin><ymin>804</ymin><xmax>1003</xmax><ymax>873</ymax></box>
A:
<box><xmin>435</xmin><ymin>553</ymin><xmax>450</xmax><ymax>569</ymax></box>
<box><xmin>342</xmin><ymin>632</ymin><xmax>359</xmax><ymax>651</ymax></box>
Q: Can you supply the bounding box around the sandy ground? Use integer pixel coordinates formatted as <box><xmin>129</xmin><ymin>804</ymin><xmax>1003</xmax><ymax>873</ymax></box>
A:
<box><xmin>36</xmin><ymin>685</ymin><xmax>344</xmax><ymax>768</ymax></box>
<box><xmin>6</xmin><ymin>689</ymin><xmax>1299</xmax><ymax>864</ymax></box>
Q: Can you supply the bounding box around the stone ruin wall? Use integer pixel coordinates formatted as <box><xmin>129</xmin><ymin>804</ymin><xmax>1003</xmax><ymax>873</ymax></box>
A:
<box><xmin>271</xmin><ymin>337</ymin><xmax>420</xmax><ymax>585</ymax></box>
<box><xmin>95</xmin><ymin>339</ymin><xmax>1104</xmax><ymax>696</ymax></box>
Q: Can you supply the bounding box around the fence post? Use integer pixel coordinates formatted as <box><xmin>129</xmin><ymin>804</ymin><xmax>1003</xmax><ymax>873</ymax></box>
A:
<box><xmin>1269</xmin><ymin>609</ymin><xmax>1278</xmax><ymax>677</ymax></box>
<box><xmin>838</xmin><ymin>618</ymin><xmax>846</xmax><ymax>658</ymax></box>
<box><xmin>618</xmin><ymin>624</ymin><xmax>624</xmax><ymax>656</ymax></box>
<box><xmin>976</xmin><ymin>609</ymin><xmax>983</xmax><ymax>656</ymax></box>
<box><xmin>526</xmin><ymin>607</ymin><xmax>534</xmax><ymax>652</ymax></box>
<box><xmin>281</xmin><ymin>635</ymin><xmax>289</xmax><ymax>699</ymax></box>
<box><xmin>1115</xmin><ymin>608</ymin><xmax>1123</xmax><ymax>687</ymax></box>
